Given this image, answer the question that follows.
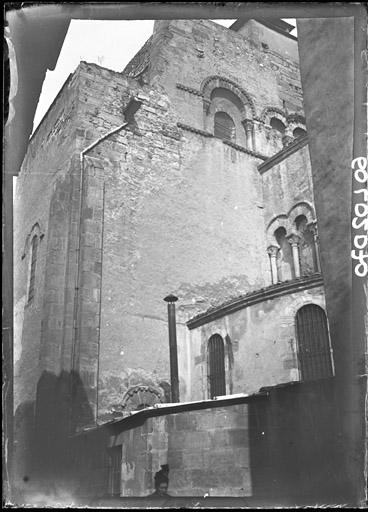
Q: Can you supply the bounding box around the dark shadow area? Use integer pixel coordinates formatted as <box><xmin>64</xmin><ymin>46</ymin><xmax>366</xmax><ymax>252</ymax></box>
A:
<box><xmin>248</xmin><ymin>378</ymin><xmax>346</xmax><ymax>506</ymax></box>
<box><xmin>12</xmin><ymin>377</ymin><xmax>359</xmax><ymax>507</ymax></box>
<box><xmin>13</xmin><ymin>400</ymin><xmax>36</xmax><ymax>503</ymax></box>
<box><xmin>13</xmin><ymin>370</ymin><xmax>94</xmax><ymax>504</ymax></box>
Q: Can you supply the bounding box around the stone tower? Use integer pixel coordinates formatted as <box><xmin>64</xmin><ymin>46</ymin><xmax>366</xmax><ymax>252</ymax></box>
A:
<box><xmin>14</xmin><ymin>19</ymin><xmax>324</xmax><ymax>468</ymax></box>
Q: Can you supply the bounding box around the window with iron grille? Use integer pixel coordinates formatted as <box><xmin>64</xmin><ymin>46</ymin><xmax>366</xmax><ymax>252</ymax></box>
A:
<box><xmin>28</xmin><ymin>235</ymin><xmax>38</xmax><ymax>302</ymax></box>
<box><xmin>296</xmin><ymin>305</ymin><xmax>333</xmax><ymax>381</ymax></box>
<box><xmin>214</xmin><ymin>111</ymin><xmax>236</xmax><ymax>142</ymax></box>
<box><xmin>208</xmin><ymin>334</ymin><xmax>226</xmax><ymax>398</ymax></box>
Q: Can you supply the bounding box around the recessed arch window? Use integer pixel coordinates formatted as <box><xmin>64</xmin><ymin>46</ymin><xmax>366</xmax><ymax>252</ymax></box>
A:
<box><xmin>274</xmin><ymin>226</ymin><xmax>294</xmax><ymax>281</ymax></box>
<box><xmin>293</xmin><ymin>127</ymin><xmax>307</xmax><ymax>139</ymax></box>
<box><xmin>270</xmin><ymin>117</ymin><xmax>286</xmax><ymax>135</ymax></box>
<box><xmin>214</xmin><ymin>111</ymin><xmax>236</xmax><ymax>142</ymax></box>
<box><xmin>296</xmin><ymin>304</ymin><xmax>333</xmax><ymax>381</ymax></box>
<box><xmin>28</xmin><ymin>234</ymin><xmax>39</xmax><ymax>302</ymax></box>
<box><xmin>208</xmin><ymin>334</ymin><xmax>226</xmax><ymax>398</ymax></box>
<box><xmin>295</xmin><ymin>215</ymin><xmax>317</xmax><ymax>276</ymax></box>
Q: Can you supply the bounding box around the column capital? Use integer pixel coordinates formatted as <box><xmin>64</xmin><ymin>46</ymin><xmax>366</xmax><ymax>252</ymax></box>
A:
<box><xmin>241</xmin><ymin>118</ymin><xmax>253</xmax><ymax>131</ymax></box>
<box><xmin>307</xmin><ymin>220</ymin><xmax>318</xmax><ymax>235</ymax></box>
<box><xmin>287</xmin><ymin>233</ymin><xmax>301</xmax><ymax>247</ymax></box>
<box><xmin>267</xmin><ymin>245</ymin><xmax>280</xmax><ymax>257</ymax></box>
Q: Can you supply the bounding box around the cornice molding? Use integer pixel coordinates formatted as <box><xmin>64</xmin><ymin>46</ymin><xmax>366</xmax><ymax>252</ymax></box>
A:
<box><xmin>176</xmin><ymin>83</ymin><xmax>203</xmax><ymax>96</ymax></box>
<box><xmin>176</xmin><ymin>125</ymin><xmax>269</xmax><ymax>160</ymax></box>
<box><xmin>223</xmin><ymin>139</ymin><xmax>267</xmax><ymax>160</ymax></box>
<box><xmin>187</xmin><ymin>274</ymin><xmax>323</xmax><ymax>330</ymax></box>
<box><xmin>177</xmin><ymin>122</ymin><xmax>213</xmax><ymax>137</ymax></box>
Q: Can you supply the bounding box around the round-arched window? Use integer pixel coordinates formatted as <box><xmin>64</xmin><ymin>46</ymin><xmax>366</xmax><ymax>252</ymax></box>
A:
<box><xmin>270</xmin><ymin>117</ymin><xmax>286</xmax><ymax>135</ymax></box>
<box><xmin>296</xmin><ymin>305</ymin><xmax>333</xmax><ymax>381</ymax></box>
<box><xmin>207</xmin><ymin>334</ymin><xmax>226</xmax><ymax>398</ymax></box>
<box><xmin>274</xmin><ymin>226</ymin><xmax>294</xmax><ymax>281</ymax></box>
<box><xmin>214</xmin><ymin>111</ymin><xmax>236</xmax><ymax>142</ymax></box>
<box><xmin>293</xmin><ymin>127</ymin><xmax>307</xmax><ymax>139</ymax></box>
<box><xmin>295</xmin><ymin>215</ymin><xmax>317</xmax><ymax>275</ymax></box>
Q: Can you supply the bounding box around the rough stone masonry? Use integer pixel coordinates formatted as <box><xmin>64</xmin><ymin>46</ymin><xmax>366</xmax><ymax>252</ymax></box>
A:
<box><xmin>14</xmin><ymin>18</ymin><xmax>323</xmax><ymax>444</ymax></box>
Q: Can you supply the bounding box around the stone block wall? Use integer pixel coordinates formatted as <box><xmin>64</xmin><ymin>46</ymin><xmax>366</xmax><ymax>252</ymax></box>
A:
<box><xmin>144</xmin><ymin>19</ymin><xmax>304</xmax><ymax>157</ymax></box>
<box><xmin>13</xmin><ymin>69</ymin><xmax>85</xmax><ymax>490</ymax></box>
<box><xmin>234</xmin><ymin>19</ymin><xmax>299</xmax><ymax>63</ymax></box>
<box><xmin>73</xmin><ymin>380</ymin><xmax>340</xmax><ymax>501</ymax></box>
<box><xmin>56</xmin><ymin>380</ymin><xmax>344</xmax><ymax>504</ymax></box>
<box><xmin>262</xmin><ymin>142</ymin><xmax>315</xmax><ymax>235</ymax></box>
<box><xmin>14</xmin><ymin>19</ymin><xmax>315</xmax><ymax>433</ymax></box>
<box><xmin>186</xmin><ymin>285</ymin><xmax>326</xmax><ymax>402</ymax></box>
<box><xmin>107</xmin><ymin>403</ymin><xmax>251</xmax><ymax>498</ymax></box>
<box><xmin>73</xmin><ymin>61</ymin><xmax>271</xmax><ymax>419</ymax></box>
<box><xmin>13</xmin><ymin>70</ymin><xmax>81</xmax><ymax>410</ymax></box>
<box><xmin>166</xmin><ymin>405</ymin><xmax>251</xmax><ymax>497</ymax></box>
<box><xmin>115</xmin><ymin>416</ymin><xmax>168</xmax><ymax>497</ymax></box>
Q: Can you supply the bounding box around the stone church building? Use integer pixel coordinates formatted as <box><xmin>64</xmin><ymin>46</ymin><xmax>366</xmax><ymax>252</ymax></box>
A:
<box><xmin>13</xmin><ymin>18</ymin><xmax>336</xmax><ymax>499</ymax></box>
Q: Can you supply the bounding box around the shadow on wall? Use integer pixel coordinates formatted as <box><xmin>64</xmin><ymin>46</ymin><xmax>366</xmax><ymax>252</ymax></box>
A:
<box><xmin>248</xmin><ymin>379</ymin><xmax>347</xmax><ymax>506</ymax></box>
<box><xmin>13</xmin><ymin>370</ymin><xmax>94</xmax><ymax>505</ymax></box>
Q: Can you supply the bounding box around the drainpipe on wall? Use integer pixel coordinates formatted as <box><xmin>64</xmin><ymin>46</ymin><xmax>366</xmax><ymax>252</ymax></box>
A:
<box><xmin>164</xmin><ymin>295</ymin><xmax>180</xmax><ymax>403</ymax></box>
<box><xmin>70</xmin><ymin>96</ymin><xmax>142</xmax><ymax>428</ymax></box>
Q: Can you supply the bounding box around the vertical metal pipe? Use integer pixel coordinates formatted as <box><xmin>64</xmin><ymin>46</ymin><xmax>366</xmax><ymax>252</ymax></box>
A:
<box><xmin>164</xmin><ymin>295</ymin><xmax>179</xmax><ymax>403</ymax></box>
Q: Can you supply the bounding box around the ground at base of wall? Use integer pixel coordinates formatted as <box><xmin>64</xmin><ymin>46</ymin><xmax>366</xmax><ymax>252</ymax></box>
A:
<box><xmin>84</xmin><ymin>495</ymin><xmax>345</xmax><ymax>509</ymax></box>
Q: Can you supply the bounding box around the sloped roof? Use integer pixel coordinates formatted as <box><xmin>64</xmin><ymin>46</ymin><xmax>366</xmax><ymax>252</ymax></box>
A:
<box><xmin>230</xmin><ymin>17</ymin><xmax>297</xmax><ymax>41</ymax></box>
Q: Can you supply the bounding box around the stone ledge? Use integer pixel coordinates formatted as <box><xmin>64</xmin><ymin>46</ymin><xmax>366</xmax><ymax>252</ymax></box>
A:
<box><xmin>177</xmin><ymin>123</ymin><xmax>213</xmax><ymax>137</ymax></box>
<box><xmin>177</xmin><ymin>125</ymin><xmax>268</xmax><ymax>161</ymax></box>
<box><xmin>222</xmin><ymin>140</ymin><xmax>267</xmax><ymax>160</ymax></box>
<box><xmin>187</xmin><ymin>274</ymin><xmax>323</xmax><ymax>330</ymax></box>
<box><xmin>176</xmin><ymin>83</ymin><xmax>203</xmax><ymax>96</ymax></box>
<box><xmin>258</xmin><ymin>135</ymin><xmax>309</xmax><ymax>174</ymax></box>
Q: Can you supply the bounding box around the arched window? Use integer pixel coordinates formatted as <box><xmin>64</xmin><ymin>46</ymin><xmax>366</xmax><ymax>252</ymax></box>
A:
<box><xmin>296</xmin><ymin>305</ymin><xmax>333</xmax><ymax>381</ymax></box>
<box><xmin>293</xmin><ymin>127</ymin><xmax>307</xmax><ymax>139</ymax></box>
<box><xmin>274</xmin><ymin>227</ymin><xmax>294</xmax><ymax>281</ymax></box>
<box><xmin>295</xmin><ymin>215</ymin><xmax>317</xmax><ymax>275</ymax></box>
<box><xmin>270</xmin><ymin>117</ymin><xmax>286</xmax><ymax>135</ymax></box>
<box><xmin>28</xmin><ymin>235</ymin><xmax>39</xmax><ymax>302</ymax></box>
<box><xmin>208</xmin><ymin>334</ymin><xmax>226</xmax><ymax>398</ymax></box>
<box><xmin>214</xmin><ymin>111</ymin><xmax>236</xmax><ymax>142</ymax></box>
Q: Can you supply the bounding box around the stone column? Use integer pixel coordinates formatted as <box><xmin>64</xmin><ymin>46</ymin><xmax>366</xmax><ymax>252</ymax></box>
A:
<box><xmin>203</xmin><ymin>98</ymin><xmax>211</xmax><ymax>115</ymax></box>
<box><xmin>242</xmin><ymin>119</ymin><xmax>254</xmax><ymax>150</ymax></box>
<box><xmin>287</xmin><ymin>234</ymin><xmax>301</xmax><ymax>278</ymax></box>
<box><xmin>308</xmin><ymin>220</ymin><xmax>321</xmax><ymax>273</ymax></box>
<box><xmin>267</xmin><ymin>245</ymin><xmax>280</xmax><ymax>284</ymax></box>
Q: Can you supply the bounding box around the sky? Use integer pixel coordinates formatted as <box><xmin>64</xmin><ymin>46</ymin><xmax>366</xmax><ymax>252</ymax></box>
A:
<box><xmin>32</xmin><ymin>18</ymin><xmax>296</xmax><ymax>132</ymax></box>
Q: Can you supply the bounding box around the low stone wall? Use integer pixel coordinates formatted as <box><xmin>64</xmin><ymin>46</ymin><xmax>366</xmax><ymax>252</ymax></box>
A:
<box><xmin>109</xmin><ymin>403</ymin><xmax>251</xmax><ymax>497</ymax></box>
<box><xmin>167</xmin><ymin>405</ymin><xmax>251</xmax><ymax>497</ymax></box>
<box><xmin>68</xmin><ymin>379</ymin><xmax>343</xmax><ymax>504</ymax></box>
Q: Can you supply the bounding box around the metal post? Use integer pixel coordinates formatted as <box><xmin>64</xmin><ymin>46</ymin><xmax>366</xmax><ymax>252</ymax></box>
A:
<box><xmin>163</xmin><ymin>295</ymin><xmax>179</xmax><ymax>403</ymax></box>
